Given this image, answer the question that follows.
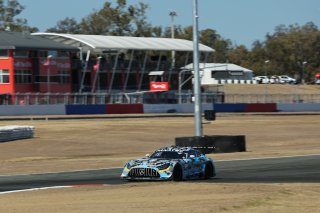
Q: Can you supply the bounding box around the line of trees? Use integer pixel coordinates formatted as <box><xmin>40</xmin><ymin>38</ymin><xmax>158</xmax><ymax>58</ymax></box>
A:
<box><xmin>1</xmin><ymin>0</ymin><xmax>320</xmax><ymax>82</ymax></box>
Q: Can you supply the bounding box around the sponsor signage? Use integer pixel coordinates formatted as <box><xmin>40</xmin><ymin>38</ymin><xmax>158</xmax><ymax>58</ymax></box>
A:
<box><xmin>14</xmin><ymin>59</ymin><xmax>32</xmax><ymax>68</ymax></box>
<box><xmin>150</xmin><ymin>82</ymin><xmax>169</xmax><ymax>91</ymax></box>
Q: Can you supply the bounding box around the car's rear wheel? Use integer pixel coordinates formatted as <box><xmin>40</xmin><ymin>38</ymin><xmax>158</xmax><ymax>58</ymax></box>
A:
<box><xmin>172</xmin><ymin>164</ymin><xmax>183</xmax><ymax>181</ymax></box>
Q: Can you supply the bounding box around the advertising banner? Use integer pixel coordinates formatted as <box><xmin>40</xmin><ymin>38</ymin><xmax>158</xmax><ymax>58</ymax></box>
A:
<box><xmin>150</xmin><ymin>82</ymin><xmax>169</xmax><ymax>91</ymax></box>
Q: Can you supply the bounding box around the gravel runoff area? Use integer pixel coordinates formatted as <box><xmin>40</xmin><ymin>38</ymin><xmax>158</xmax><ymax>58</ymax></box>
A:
<box><xmin>0</xmin><ymin>113</ymin><xmax>320</xmax><ymax>213</ymax></box>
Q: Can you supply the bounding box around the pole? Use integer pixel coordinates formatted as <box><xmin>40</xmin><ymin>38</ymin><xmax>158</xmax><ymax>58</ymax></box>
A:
<box><xmin>302</xmin><ymin>61</ymin><xmax>307</xmax><ymax>84</ymax></box>
<box><xmin>192</xmin><ymin>0</ymin><xmax>202</xmax><ymax>137</ymax></box>
<box><xmin>46</xmin><ymin>55</ymin><xmax>52</xmax><ymax>93</ymax></box>
<box><xmin>169</xmin><ymin>11</ymin><xmax>177</xmax><ymax>69</ymax></box>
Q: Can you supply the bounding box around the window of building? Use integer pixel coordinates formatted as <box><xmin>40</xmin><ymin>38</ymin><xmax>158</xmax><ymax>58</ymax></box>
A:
<box><xmin>0</xmin><ymin>50</ymin><xmax>9</xmax><ymax>57</ymax></box>
<box><xmin>14</xmin><ymin>70</ymin><xmax>32</xmax><ymax>84</ymax></box>
<box><xmin>211</xmin><ymin>70</ymin><xmax>229</xmax><ymax>79</ymax></box>
<box><xmin>39</xmin><ymin>50</ymin><xmax>68</xmax><ymax>58</ymax></box>
<box><xmin>35</xmin><ymin>75</ymin><xmax>46</xmax><ymax>83</ymax></box>
<box><xmin>58</xmin><ymin>70</ymin><xmax>70</xmax><ymax>84</ymax></box>
<box><xmin>229</xmin><ymin>71</ymin><xmax>244</xmax><ymax>76</ymax></box>
<box><xmin>14</xmin><ymin>50</ymin><xmax>29</xmax><ymax>58</ymax></box>
<box><xmin>39</xmin><ymin>50</ymin><xmax>50</xmax><ymax>58</ymax></box>
<box><xmin>0</xmin><ymin>69</ymin><xmax>10</xmax><ymax>83</ymax></box>
<box><xmin>57</xmin><ymin>51</ymin><xmax>69</xmax><ymax>58</ymax></box>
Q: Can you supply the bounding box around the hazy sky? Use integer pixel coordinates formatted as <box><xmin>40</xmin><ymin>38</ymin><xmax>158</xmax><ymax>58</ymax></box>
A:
<box><xmin>17</xmin><ymin>0</ymin><xmax>320</xmax><ymax>47</ymax></box>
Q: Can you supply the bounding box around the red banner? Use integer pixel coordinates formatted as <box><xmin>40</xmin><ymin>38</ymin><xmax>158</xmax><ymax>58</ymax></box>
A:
<box><xmin>150</xmin><ymin>82</ymin><xmax>169</xmax><ymax>91</ymax></box>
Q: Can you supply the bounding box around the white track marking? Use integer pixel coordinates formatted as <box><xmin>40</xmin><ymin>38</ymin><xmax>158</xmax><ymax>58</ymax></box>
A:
<box><xmin>0</xmin><ymin>186</ymin><xmax>73</xmax><ymax>195</ymax></box>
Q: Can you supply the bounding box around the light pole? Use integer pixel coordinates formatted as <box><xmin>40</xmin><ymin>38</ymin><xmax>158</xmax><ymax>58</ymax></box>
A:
<box><xmin>264</xmin><ymin>60</ymin><xmax>270</xmax><ymax>103</ymax></box>
<box><xmin>169</xmin><ymin>10</ymin><xmax>177</xmax><ymax>69</ymax></box>
<box><xmin>46</xmin><ymin>55</ymin><xmax>53</xmax><ymax>93</ymax></box>
<box><xmin>264</xmin><ymin>60</ymin><xmax>270</xmax><ymax>76</ymax></box>
<box><xmin>192</xmin><ymin>0</ymin><xmax>202</xmax><ymax>137</ymax></box>
<box><xmin>302</xmin><ymin>61</ymin><xmax>307</xmax><ymax>84</ymax></box>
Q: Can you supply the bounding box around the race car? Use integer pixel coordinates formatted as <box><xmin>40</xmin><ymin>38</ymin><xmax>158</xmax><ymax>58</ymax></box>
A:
<box><xmin>120</xmin><ymin>146</ymin><xmax>216</xmax><ymax>181</ymax></box>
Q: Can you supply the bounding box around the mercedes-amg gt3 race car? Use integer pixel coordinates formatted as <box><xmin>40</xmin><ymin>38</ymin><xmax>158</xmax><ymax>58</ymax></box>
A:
<box><xmin>121</xmin><ymin>146</ymin><xmax>216</xmax><ymax>181</ymax></box>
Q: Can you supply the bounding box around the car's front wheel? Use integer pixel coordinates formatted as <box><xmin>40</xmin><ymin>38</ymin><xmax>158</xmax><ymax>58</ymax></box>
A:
<box><xmin>172</xmin><ymin>164</ymin><xmax>183</xmax><ymax>181</ymax></box>
<box><xmin>204</xmin><ymin>163</ymin><xmax>214</xmax><ymax>179</ymax></box>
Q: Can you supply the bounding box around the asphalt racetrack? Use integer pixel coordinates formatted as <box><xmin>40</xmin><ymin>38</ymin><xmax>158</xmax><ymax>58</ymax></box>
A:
<box><xmin>1</xmin><ymin>155</ymin><xmax>319</xmax><ymax>193</ymax></box>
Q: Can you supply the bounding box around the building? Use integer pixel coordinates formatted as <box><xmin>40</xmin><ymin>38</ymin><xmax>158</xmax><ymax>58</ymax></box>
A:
<box><xmin>1</xmin><ymin>32</ymin><xmax>214</xmax><ymax>104</ymax></box>
<box><xmin>0</xmin><ymin>31</ymin><xmax>78</xmax><ymax>103</ymax></box>
<box><xmin>32</xmin><ymin>33</ymin><xmax>214</xmax><ymax>93</ymax></box>
<box><xmin>183</xmin><ymin>63</ymin><xmax>254</xmax><ymax>86</ymax></box>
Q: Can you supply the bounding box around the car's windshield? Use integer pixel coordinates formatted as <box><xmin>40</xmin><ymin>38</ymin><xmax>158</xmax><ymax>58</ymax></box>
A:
<box><xmin>150</xmin><ymin>151</ymin><xmax>185</xmax><ymax>159</ymax></box>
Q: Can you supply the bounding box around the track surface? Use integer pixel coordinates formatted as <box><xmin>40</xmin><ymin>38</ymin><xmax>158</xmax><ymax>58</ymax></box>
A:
<box><xmin>1</xmin><ymin>155</ymin><xmax>319</xmax><ymax>193</ymax></box>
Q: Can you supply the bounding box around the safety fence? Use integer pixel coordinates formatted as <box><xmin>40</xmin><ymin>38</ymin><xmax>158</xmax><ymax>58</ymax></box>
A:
<box><xmin>1</xmin><ymin>92</ymin><xmax>320</xmax><ymax>105</ymax></box>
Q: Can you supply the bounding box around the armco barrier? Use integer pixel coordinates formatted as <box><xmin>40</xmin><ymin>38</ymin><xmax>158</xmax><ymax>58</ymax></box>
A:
<box><xmin>65</xmin><ymin>105</ymin><xmax>106</xmax><ymax>115</ymax></box>
<box><xmin>245</xmin><ymin>103</ymin><xmax>277</xmax><ymax>112</ymax></box>
<box><xmin>106</xmin><ymin>104</ymin><xmax>144</xmax><ymax>114</ymax></box>
<box><xmin>213</xmin><ymin>104</ymin><xmax>246</xmax><ymax>112</ymax></box>
<box><xmin>175</xmin><ymin>135</ymin><xmax>246</xmax><ymax>154</ymax></box>
<box><xmin>0</xmin><ymin>105</ymin><xmax>65</xmax><ymax>116</ymax></box>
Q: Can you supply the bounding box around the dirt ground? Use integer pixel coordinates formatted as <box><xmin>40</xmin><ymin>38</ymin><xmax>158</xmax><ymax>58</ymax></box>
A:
<box><xmin>0</xmin><ymin>114</ymin><xmax>320</xmax><ymax>212</ymax></box>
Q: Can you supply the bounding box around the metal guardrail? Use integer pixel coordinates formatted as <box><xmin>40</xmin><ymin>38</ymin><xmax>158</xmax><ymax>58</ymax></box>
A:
<box><xmin>1</xmin><ymin>92</ymin><xmax>320</xmax><ymax>105</ymax></box>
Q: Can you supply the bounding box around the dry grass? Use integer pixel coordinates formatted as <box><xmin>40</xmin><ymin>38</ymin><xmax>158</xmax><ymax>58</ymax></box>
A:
<box><xmin>0</xmin><ymin>182</ymin><xmax>319</xmax><ymax>213</ymax></box>
<box><xmin>0</xmin><ymin>114</ymin><xmax>319</xmax><ymax>174</ymax></box>
<box><xmin>224</xmin><ymin>84</ymin><xmax>320</xmax><ymax>94</ymax></box>
<box><xmin>0</xmin><ymin>114</ymin><xmax>320</xmax><ymax>212</ymax></box>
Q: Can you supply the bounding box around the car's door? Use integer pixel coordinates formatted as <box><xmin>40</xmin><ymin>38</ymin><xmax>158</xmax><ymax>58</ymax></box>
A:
<box><xmin>188</xmin><ymin>150</ymin><xmax>203</xmax><ymax>177</ymax></box>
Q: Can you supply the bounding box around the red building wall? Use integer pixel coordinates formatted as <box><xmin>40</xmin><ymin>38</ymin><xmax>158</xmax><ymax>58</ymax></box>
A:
<box><xmin>1</xmin><ymin>50</ymin><xmax>73</xmax><ymax>95</ymax></box>
<box><xmin>0</xmin><ymin>50</ymin><xmax>15</xmax><ymax>94</ymax></box>
<box><xmin>38</xmin><ymin>58</ymin><xmax>72</xmax><ymax>93</ymax></box>
<box><xmin>14</xmin><ymin>57</ymin><xmax>34</xmax><ymax>92</ymax></box>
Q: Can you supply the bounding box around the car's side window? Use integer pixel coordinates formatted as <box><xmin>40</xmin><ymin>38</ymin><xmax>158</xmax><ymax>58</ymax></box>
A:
<box><xmin>188</xmin><ymin>150</ymin><xmax>197</xmax><ymax>157</ymax></box>
<box><xmin>194</xmin><ymin>150</ymin><xmax>201</xmax><ymax>157</ymax></box>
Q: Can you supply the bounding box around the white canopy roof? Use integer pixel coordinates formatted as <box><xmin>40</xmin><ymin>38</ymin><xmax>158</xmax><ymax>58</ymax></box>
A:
<box><xmin>183</xmin><ymin>63</ymin><xmax>253</xmax><ymax>73</ymax></box>
<box><xmin>32</xmin><ymin>33</ymin><xmax>214</xmax><ymax>53</ymax></box>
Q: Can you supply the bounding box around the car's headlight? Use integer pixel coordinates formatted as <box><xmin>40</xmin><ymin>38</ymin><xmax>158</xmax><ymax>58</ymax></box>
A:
<box><xmin>157</xmin><ymin>163</ymin><xmax>170</xmax><ymax>170</ymax></box>
<box><xmin>125</xmin><ymin>162</ymin><xmax>134</xmax><ymax>169</ymax></box>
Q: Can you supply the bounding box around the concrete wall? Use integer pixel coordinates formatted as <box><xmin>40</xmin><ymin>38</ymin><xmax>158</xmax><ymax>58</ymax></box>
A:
<box><xmin>0</xmin><ymin>104</ymin><xmax>65</xmax><ymax>116</ymax></box>
<box><xmin>277</xmin><ymin>103</ymin><xmax>320</xmax><ymax>112</ymax></box>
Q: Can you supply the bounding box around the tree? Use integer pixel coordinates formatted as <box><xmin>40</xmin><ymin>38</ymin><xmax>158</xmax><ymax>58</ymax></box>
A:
<box><xmin>46</xmin><ymin>17</ymin><xmax>80</xmax><ymax>34</ymax></box>
<box><xmin>57</xmin><ymin>0</ymin><xmax>155</xmax><ymax>36</ymax></box>
<box><xmin>0</xmin><ymin>0</ymin><xmax>37</xmax><ymax>32</ymax></box>
<box><xmin>263</xmin><ymin>22</ymin><xmax>320</xmax><ymax>81</ymax></box>
<box><xmin>198</xmin><ymin>28</ymin><xmax>233</xmax><ymax>63</ymax></box>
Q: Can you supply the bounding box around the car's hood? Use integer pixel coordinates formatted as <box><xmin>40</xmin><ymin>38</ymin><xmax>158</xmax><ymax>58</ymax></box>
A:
<box><xmin>128</xmin><ymin>158</ymin><xmax>177</xmax><ymax>168</ymax></box>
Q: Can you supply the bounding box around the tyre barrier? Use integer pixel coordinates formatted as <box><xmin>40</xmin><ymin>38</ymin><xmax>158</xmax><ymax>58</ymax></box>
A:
<box><xmin>175</xmin><ymin>135</ymin><xmax>246</xmax><ymax>154</ymax></box>
<box><xmin>204</xmin><ymin>110</ymin><xmax>216</xmax><ymax>121</ymax></box>
<box><xmin>0</xmin><ymin>125</ymin><xmax>34</xmax><ymax>142</ymax></box>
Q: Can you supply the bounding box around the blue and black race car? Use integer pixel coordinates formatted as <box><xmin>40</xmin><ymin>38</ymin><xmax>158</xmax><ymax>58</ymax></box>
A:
<box><xmin>121</xmin><ymin>146</ymin><xmax>216</xmax><ymax>181</ymax></box>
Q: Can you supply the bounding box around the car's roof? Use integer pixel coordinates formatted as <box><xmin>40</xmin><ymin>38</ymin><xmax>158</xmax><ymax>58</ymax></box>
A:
<box><xmin>155</xmin><ymin>146</ymin><xmax>194</xmax><ymax>153</ymax></box>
